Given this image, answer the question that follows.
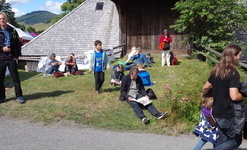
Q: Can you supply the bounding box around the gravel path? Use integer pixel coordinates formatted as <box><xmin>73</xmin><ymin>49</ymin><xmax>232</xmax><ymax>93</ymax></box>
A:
<box><xmin>0</xmin><ymin>118</ymin><xmax>247</xmax><ymax>150</ymax></box>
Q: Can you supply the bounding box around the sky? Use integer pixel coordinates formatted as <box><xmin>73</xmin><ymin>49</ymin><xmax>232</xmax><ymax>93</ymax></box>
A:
<box><xmin>6</xmin><ymin>0</ymin><xmax>67</xmax><ymax>17</ymax></box>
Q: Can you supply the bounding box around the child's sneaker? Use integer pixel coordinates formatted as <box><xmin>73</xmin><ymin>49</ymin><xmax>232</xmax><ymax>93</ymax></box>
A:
<box><xmin>16</xmin><ymin>96</ymin><xmax>25</xmax><ymax>104</ymax></box>
<box><xmin>0</xmin><ymin>97</ymin><xmax>5</xmax><ymax>103</ymax></box>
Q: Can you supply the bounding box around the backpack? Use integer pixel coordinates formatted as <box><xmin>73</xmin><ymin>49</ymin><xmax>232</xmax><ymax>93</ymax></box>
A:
<box><xmin>169</xmin><ymin>52</ymin><xmax>178</xmax><ymax>65</ymax></box>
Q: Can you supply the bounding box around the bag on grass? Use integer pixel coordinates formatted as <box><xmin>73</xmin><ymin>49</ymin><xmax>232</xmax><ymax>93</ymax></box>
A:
<box><xmin>54</xmin><ymin>72</ymin><xmax>65</xmax><ymax>78</ymax></box>
<box><xmin>146</xmin><ymin>88</ymin><xmax>157</xmax><ymax>100</ymax></box>
<box><xmin>72</xmin><ymin>70</ymin><xmax>84</xmax><ymax>75</ymax></box>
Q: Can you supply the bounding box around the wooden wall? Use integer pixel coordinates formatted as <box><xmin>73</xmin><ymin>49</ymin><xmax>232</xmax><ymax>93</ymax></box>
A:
<box><xmin>112</xmin><ymin>0</ymin><xmax>190</xmax><ymax>52</ymax></box>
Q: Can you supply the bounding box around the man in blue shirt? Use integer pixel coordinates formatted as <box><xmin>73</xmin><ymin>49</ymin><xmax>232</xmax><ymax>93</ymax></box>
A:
<box><xmin>0</xmin><ymin>12</ymin><xmax>24</xmax><ymax>104</ymax></box>
<box><xmin>124</xmin><ymin>47</ymin><xmax>151</xmax><ymax>71</ymax></box>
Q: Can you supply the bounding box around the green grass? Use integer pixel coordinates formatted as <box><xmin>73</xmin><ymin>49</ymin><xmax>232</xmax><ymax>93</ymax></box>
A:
<box><xmin>1</xmin><ymin>55</ymin><xmax>246</xmax><ymax>135</ymax></box>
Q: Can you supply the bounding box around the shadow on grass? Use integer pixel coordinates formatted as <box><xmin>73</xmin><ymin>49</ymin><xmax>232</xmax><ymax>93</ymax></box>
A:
<box><xmin>4</xmin><ymin>90</ymin><xmax>74</xmax><ymax>102</ymax></box>
<box><xmin>104</xmin><ymin>87</ymin><xmax>121</xmax><ymax>92</ymax></box>
<box><xmin>4</xmin><ymin>71</ymin><xmax>44</xmax><ymax>89</ymax></box>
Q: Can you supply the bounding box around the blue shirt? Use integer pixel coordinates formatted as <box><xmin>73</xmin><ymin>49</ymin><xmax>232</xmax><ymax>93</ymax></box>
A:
<box><xmin>2</xmin><ymin>29</ymin><xmax>10</xmax><ymax>47</ymax></box>
<box><xmin>131</xmin><ymin>53</ymin><xmax>150</xmax><ymax>67</ymax></box>
<box><xmin>138</xmin><ymin>70</ymin><xmax>154</xmax><ymax>87</ymax></box>
<box><xmin>94</xmin><ymin>51</ymin><xmax>103</xmax><ymax>72</ymax></box>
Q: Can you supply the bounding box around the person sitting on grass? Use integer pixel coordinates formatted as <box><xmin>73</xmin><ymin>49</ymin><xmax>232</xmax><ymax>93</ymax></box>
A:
<box><xmin>136</xmin><ymin>63</ymin><xmax>155</xmax><ymax>87</ymax></box>
<box><xmin>119</xmin><ymin>66</ymin><xmax>168</xmax><ymax>124</ymax></box>
<box><xmin>124</xmin><ymin>47</ymin><xmax>151</xmax><ymax>71</ymax></box>
<box><xmin>146</xmin><ymin>52</ymin><xmax>154</xmax><ymax>64</ymax></box>
<box><xmin>65</xmin><ymin>53</ymin><xmax>78</xmax><ymax>75</ymax></box>
<box><xmin>110</xmin><ymin>64</ymin><xmax>124</xmax><ymax>86</ymax></box>
<box><xmin>45</xmin><ymin>53</ymin><xmax>62</xmax><ymax>74</ymax></box>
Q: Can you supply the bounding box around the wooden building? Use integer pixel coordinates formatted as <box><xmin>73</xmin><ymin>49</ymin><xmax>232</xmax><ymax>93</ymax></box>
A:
<box><xmin>20</xmin><ymin>0</ymin><xmax>190</xmax><ymax>72</ymax></box>
<box><xmin>111</xmin><ymin>0</ymin><xmax>190</xmax><ymax>54</ymax></box>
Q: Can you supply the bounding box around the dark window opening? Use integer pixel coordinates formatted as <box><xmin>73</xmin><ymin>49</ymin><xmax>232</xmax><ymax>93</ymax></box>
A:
<box><xmin>95</xmin><ymin>2</ymin><xmax>104</xmax><ymax>10</ymax></box>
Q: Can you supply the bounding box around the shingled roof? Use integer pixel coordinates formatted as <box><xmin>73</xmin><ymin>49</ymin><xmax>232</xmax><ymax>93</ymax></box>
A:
<box><xmin>21</xmin><ymin>0</ymin><xmax>120</xmax><ymax>57</ymax></box>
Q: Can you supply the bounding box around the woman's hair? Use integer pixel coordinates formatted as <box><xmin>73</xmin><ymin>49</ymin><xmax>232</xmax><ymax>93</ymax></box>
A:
<box><xmin>136</xmin><ymin>63</ymin><xmax>145</xmax><ymax>69</ymax></box>
<box><xmin>212</xmin><ymin>44</ymin><xmax>242</xmax><ymax>79</ymax></box>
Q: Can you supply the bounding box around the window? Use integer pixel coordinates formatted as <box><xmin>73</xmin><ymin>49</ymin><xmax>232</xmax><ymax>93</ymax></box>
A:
<box><xmin>95</xmin><ymin>2</ymin><xmax>104</xmax><ymax>10</ymax></box>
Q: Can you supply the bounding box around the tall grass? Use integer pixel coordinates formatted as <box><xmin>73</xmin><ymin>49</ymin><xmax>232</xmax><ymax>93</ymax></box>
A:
<box><xmin>1</xmin><ymin>55</ymin><xmax>246</xmax><ymax>135</ymax></box>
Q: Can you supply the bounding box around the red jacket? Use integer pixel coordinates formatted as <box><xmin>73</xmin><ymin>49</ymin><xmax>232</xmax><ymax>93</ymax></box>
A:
<box><xmin>159</xmin><ymin>34</ymin><xmax>172</xmax><ymax>44</ymax></box>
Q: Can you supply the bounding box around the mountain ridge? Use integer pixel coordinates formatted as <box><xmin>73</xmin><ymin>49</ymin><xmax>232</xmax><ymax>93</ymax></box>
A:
<box><xmin>16</xmin><ymin>11</ymin><xmax>58</xmax><ymax>25</ymax></box>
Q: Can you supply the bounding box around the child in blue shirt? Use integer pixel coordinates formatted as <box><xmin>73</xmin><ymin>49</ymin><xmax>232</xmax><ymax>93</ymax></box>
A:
<box><xmin>136</xmin><ymin>63</ymin><xmax>154</xmax><ymax>87</ymax></box>
<box><xmin>89</xmin><ymin>40</ymin><xmax>110</xmax><ymax>94</ymax></box>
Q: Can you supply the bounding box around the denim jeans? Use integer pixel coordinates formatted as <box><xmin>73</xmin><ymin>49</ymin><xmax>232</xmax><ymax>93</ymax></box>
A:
<box><xmin>0</xmin><ymin>60</ymin><xmax>23</xmax><ymax>98</ymax></box>
<box><xmin>214</xmin><ymin>117</ymin><xmax>242</xmax><ymax>150</ymax></box>
<box><xmin>46</xmin><ymin>65</ymin><xmax>60</xmax><ymax>74</ymax></box>
<box><xmin>124</xmin><ymin>63</ymin><xmax>137</xmax><ymax>71</ymax></box>
<box><xmin>193</xmin><ymin>138</ymin><xmax>207</xmax><ymax>150</ymax></box>
<box><xmin>125</xmin><ymin>94</ymin><xmax>159</xmax><ymax>118</ymax></box>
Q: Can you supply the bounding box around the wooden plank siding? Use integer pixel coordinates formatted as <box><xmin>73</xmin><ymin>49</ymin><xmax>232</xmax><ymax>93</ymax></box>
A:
<box><xmin>112</xmin><ymin>0</ymin><xmax>190</xmax><ymax>53</ymax></box>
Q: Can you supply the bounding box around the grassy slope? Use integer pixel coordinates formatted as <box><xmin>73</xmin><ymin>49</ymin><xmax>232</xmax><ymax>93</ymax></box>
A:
<box><xmin>1</xmin><ymin>55</ymin><xmax>246</xmax><ymax>135</ymax></box>
<box><xmin>18</xmin><ymin>22</ymin><xmax>52</xmax><ymax>32</ymax></box>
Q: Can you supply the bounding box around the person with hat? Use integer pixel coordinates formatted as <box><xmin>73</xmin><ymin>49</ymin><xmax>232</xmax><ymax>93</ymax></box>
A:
<box><xmin>146</xmin><ymin>52</ymin><xmax>154</xmax><ymax>64</ymax></box>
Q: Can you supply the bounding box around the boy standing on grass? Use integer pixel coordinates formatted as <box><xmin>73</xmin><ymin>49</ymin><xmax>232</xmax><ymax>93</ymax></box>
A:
<box><xmin>89</xmin><ymin>40</ymin><xmax>110</xmax><ymax>94</ymax></box>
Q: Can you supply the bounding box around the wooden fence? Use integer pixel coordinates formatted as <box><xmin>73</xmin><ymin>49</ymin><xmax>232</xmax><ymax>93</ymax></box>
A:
<box><xmin>19</xmin><ymin>43</ymin><xmax>126</xmax><ymax>72</ymax></box>
<box><xmin>195</xmin><ymin>47</ymin><xmax>247</xmax><ymax>69</ymax></box>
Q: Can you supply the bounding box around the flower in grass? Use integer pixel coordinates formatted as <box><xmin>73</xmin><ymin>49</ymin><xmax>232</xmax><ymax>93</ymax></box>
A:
<box><xmin>181</xmin><ymin>84</ymin><xmax>184</xmax><ymax>86</ymax></box>
<box><xmin>181</xmin><ymin>97</ymin><xmax>190</xmax><ymax>103</ymax></box>
<box><xmin>164</xmin><ymin>84</ymin><xmax>171</xmax><ymax>89</ymax></box>
<box><xmin>173</xmin><ymin>97</ymin><xmax>177</xmax><ymax>100</ymax></box>
<box><xmin>165</xmin><ymin>86</ymin><xmax>171</xmax><ymax>89</ymax></box>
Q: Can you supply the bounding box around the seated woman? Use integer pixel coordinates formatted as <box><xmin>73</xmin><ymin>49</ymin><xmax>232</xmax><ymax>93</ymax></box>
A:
<box><xmin>65</xmin><ymin>53</ymin><xmax>78</xmax><ymax>75</ymax></box>
<box><xmin>136</xmin><ymin>63</ymin><xmax>154</xmax><ymax>87</ymax></box>
<box><xmin>46</xmin><ymin>53</ymin><xmax>62</xmax><ymax>74</ymax></box>
<box><xmin>110</xmin><ymin>64</ymin><xmax>124</xmax><ymax>86</ymax></box>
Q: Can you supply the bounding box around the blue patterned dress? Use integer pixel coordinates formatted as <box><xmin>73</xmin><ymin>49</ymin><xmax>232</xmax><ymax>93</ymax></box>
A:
<box><xmin>193</xmin><ymin>107</ymin><xmax>218</xmax><ymax>144</ymax></box>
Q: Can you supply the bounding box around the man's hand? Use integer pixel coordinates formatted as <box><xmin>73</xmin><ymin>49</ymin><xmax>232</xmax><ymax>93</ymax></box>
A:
<box><xmin>128</xmin><ymin>97</ymin><xmax>136</xmax><ymax>102</ymax></box>
<box><xmin>3</xmin><ymin>47</ymin><xmax>11</xmax><ymax>52</ymax></box>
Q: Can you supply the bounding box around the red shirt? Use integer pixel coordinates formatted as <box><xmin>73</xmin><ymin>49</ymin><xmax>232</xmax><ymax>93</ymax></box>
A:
<box><xmin>159</xmin><ymin>34</ymin><xmax>172</xmax><ymax>44</ymax></box>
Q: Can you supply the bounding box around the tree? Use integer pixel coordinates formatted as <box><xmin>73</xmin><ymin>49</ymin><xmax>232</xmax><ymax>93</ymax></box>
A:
<box><xmin>51</xmin><ymin>0</ymin><xmax>85</xmax><ymax>24</ymax></box>
<box><xmin>0</xmin><ymin>0</ymin><xmax>19</xmax><ymax>27</ymax></box>
<box><xmin>171</xmin><ymin>0</ymin><xmax>247</xmax><ymax>51</ymax></box>
<box><xmin>26</xmin><ymin>26</ymin><xmax>36</xmax><ymax>33</ymax></box>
